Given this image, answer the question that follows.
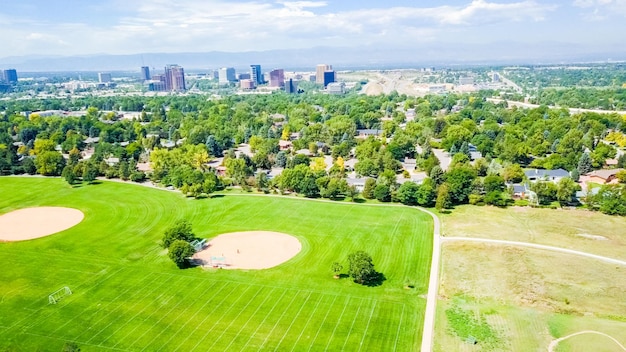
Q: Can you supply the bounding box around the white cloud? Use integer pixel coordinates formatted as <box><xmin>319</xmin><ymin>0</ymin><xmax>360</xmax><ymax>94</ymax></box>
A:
<box><xmin>0</xmin><ymin>1</ymin><xmax>562</xmax><ymax>57</ymax></box>
<box><xmin>573</xmin><ymin>0</ymin><xmax>626</xmax><ymax>19</ymax></box>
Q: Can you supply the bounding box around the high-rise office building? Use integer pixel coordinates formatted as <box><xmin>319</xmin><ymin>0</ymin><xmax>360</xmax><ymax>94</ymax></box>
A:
<box><xmin>316</xmin><ymin>64</ymin><xmax>332</xmax><ymax>85</ymax></box>
<box><xmin>250</xmin><ymin>65</ymin><xmax>263</xmax><ymax>85</ymax></box>
<box><xmin>269</xmin><ymin>69</ymin><xmax>285</xmax><ymax>88</ymax></box>
<box><xmin>219</xmin><ymin>67</ymin><xmax>236</xmax><ymax>85</ymax></box>
<box><xmin>164</xmin><ymin>64</ymin><xmax>186</xmax><ymax>91</ymax></box>
<box><xmin>140</xmin><ymin>66</ymin><xmax>151</xmax><ymax>81</ymax></box>
<box><xmin>323</xmin><ymin>70</ymin><xmax>336</xmax><ymax>87</ymax></box>
<box><xmin>285</xmin><ymin>79</ymin><xmax>297</xmax><ymax>94</ymax></box>
<box><xmin>98</xmin><ymin>73</ymin><xmax>112</xmax><ymax>83</ymax></box>
<box><xmin>3</xmin><ymin>69</ymin><xmax>18</xmax><ymax>84</ymax></box>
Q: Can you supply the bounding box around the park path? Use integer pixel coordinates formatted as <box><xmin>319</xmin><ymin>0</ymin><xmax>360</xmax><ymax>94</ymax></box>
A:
<box><xmin>442</xmin><ymin>237</ymin><xmax>626</xmax><ymax>266</ymax></box>
<box><xmin>547</xmin><ymin>330</ymin><xmax>626</xmax><ymax>352</ymax></box>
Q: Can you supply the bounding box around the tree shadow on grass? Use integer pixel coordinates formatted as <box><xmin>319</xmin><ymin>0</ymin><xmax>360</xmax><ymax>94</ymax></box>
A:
<box><xmin>359</xmin><ymin>271</ymin><xmax>386</xmax><ymax>287</ymax></box>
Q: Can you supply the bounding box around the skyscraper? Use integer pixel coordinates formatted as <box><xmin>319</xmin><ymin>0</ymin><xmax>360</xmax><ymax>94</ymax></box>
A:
<box><xmin>250</xmin><ymin>65</ymin><xmax>263</xmax><ymax>85</ymax></box>
<box><xmin>164</xmin><ymin>65</ymin><xmax>186</xmax><ymax>91</ymax></box>
<box><xmin>285</xmin><ymin>79</ymin><xmax>297</xmax><ymax>94</ymax></box>
<box><xmin>316</xmin><ymin>64</ymin><xmax>332</xmax><ymax>85</ymax></box>
<box><xmin>140</xmin><ymin>66</ymin><xmax>151</xmax><ymax>81</ymax></box>
<box><xmin>219</xmin><ymin>68</ymin><xmax>236</xmax><ymax>85</ymax></box>
<box><xmin>323</xmin><ymin>70</ymin><xmax>336</xmax><ymax>87</ymax></box>
<box><xmin>98</xmin><ymin>73</ymin><xmax>112</xmax><ymax>83</ymax></box>
<box><xmin>269</xmin><ymin>69</ymin><xmax>285</xmax><ymax>88</ymax></box>
<box><xmin>3</xmin><ymin>69</ymin><xmax>18</xmax><ymax>84</ymax></box>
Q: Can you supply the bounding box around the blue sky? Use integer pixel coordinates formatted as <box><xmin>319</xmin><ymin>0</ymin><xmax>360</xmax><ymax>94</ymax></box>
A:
<box><xmin>1</xmin><ymin>0</ymin><xmax>625</xmax><ymax>58</ymax></box>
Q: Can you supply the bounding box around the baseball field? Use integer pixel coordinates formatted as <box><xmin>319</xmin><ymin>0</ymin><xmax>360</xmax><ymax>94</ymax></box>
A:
<box><xmin>0</xmin><ymin>177</ymin><xmax>433</xmax><ymax>351</ymax></box>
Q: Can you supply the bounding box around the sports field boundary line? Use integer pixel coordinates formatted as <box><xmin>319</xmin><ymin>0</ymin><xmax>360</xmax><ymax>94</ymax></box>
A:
<box><xmin>323</xmin><ymin>296</ymin><xmax>351</xmax><ymax>352</ymax></box>
<box><xmin>272</xmin><ymin>291</ymin><xmax>313</xmax><ymax>351</ymax></box>
<box><xmin>166</xmin><ymin>281</ymin><xmax>241</xmax><ymax>352</ymax></box>
<box><xmin>151</xmin><ymin>280</ymin><xmax>223</xmax><ymax>352</ymax></box>
<box><xmin>220</xmin><ymin>287</ymin><xmax>278</xmax><ymax>352</ymax></box>
<box><xmin>442</xmin><ymin>237</ymin><xmax>626</xmax><ymax>266</ymax></box>
<box><xmin>256</xmin><ymin>290</ymin><xmax>303</xmax><ymax>351</ymax></box>
<box><xmin>23</xmin><ymin>331</ymin><xmax>130</xmax><ymax>352</ymax></box>
<box><xmin>60</xmin><ymin>275</ymin><xmax>158</xmax><ymax>338</ymax></box>
<box><xmin>114</xmin><ymin>275</ymin><xmax>211</xmax><ymax>349</ymax></box>
<box><xmin>548</xmin><ymin>330</ymin><xmax>626</xmax><ymax>352</ymax></box>
<box><xmin>357</xmin><ymin>300</ymin><xmax>378</xmax><ymax>352</ymax></box>
<box><xmin>185</xmin><ymin>285</ymin><xmax>255</xmax><ymax>352</ymax></box>
<box><xmin>202</xmin><ymin>286</ymin><xmax>268</xmax><ymax>351</ymax></box>
<box><xmin>340</xmin><ymin>297</ymin><xmax>364</xmax><ymax>351</ymax></box>
<box><xmin>83</xmin><ymin>273</ymin><xmax>181</xmax><ymax>344</ymax></box>
<box><xmin>289</xmin><ymin>293</ymin><xmax>326</xmax><ymax>352</ymax></box>
<box><xmin>238</xmin><ymin>290</ymin><xmax>289</xmax><ymax>352</ymax></box>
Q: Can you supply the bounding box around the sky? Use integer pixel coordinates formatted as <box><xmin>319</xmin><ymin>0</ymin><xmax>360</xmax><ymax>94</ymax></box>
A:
<box><xmin>1</xmin><ymin>0</ymin><xmax>625</xmax><ymax>59</ymax></box>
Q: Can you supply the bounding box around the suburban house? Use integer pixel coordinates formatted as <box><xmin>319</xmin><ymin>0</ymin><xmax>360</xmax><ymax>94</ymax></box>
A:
<box><xmin>278</xmin><ymin>140</ymin><xmax>292</xmax><ymax>151</ymax></box>
<box><xmin>581</xmin><ymin>169</ymin><xmax>624</xmax><ymax>185</ymax></box>
<box><xmin>356</xmin><ymin>129</ymin><xmax>383</xmax><ymax>139</ymax></box>
<box><xmin>524</xmin><ymin>168</ymin><xmax>569</xmax><ymax>183</ymax></box>
<box><xmin>346</xmin><ymin>177</ymin><xmax>367</xmax><ymax>192</ymax></box>
<box><xmin>511</xmin><ymin>184</ymin><xmax>531</xmax><ymax>199</ymax></box>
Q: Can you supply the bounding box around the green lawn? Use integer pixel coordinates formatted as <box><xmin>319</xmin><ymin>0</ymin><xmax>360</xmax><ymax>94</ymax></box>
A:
<box><xmin>0</xmin><ymin>177</ymin><xmax>433</xmax><ymax>351</ymax></box>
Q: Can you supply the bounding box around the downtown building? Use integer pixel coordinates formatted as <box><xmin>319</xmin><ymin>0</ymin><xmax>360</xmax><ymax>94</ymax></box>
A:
<box><xmin>315</xmin><ymin>64</ymin><xmax>335</xmax><ymax>87</ymax></box>
<box><xmin>269</xmin><ymin>69</ymin><xmax>285</xmax><ymax>88</ymax></box>
<box><xmin>147</xmin><ymin>65</ymin><xmax>186</xmax><ymax>92</ymax></box>
<box><xmin>250</xmin><ymin>64</ymin><xmax>263</xmax><ymax>85</ymax></box>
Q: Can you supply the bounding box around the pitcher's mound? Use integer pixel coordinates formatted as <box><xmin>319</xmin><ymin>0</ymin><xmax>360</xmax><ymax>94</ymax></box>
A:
<box><xmin>0</xmin><ymin>207</ymin><xmax>84</xmax><ymax>241</ymax></box>
<box><xmin>193</xmin><ymin>231</ymin><xmax>302</xmax><ymax>270</ymax></box>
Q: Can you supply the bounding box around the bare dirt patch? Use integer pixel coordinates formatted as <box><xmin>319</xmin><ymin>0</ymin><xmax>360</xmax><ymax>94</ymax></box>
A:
<box><xmin>0</xmin><ymin>207</ymin><xmax>84</xmax><ymax>241</ymax></box>
<box><xmin>193</xmin><ymin>231</ymin><xmax>302</xmax><ymax>270</ymax></box>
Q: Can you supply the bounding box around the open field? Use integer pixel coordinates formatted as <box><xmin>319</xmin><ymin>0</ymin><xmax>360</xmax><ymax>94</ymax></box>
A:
<box><xmin>434</xmin><ymin>242</ymin><xmax>626</xmax><ymax>351</ymax></box>
<box><xmin>0</xmin><ymin>177</ymin><xmax>433</xmax><ymax>351</ymax></box>
<box><xmin>439</xmin><ymin>205</ymin><xmax>626</xmax><ymax>261</ymax></box>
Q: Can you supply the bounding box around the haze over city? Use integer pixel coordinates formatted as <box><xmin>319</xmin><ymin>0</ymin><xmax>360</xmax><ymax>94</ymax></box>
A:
<box><xmin>2</xmin><ymin>0</ymin><xmax>626</xmax><ymax>70</ymax></box>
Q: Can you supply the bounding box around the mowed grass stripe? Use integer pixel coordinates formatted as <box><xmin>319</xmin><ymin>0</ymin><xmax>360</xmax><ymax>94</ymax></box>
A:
<box><xmin>110</xmin><ymin>274</ymin><xmax>212</xmax><ymax>349</ymax></box>
<box><xmin>26</xmin><ymin>271</ymin><xmax>159</xmax><ymax>337</ymax></box>
<box><xmin>186</xmin><ymin>285</ymin><xmax>256</xmax><ymax>351</ymax></box>
<box><xmin>0</xmin><ymin>178</ymin><xmax>431</xmax><ymax>351</ymax></box>
<box><xmin>153</xmin><ymin>280</ymin><xmax>239</xmax><ymax>351</ymax></box>
<box><xmin>203</xmin><ymin>286</ymin><xmax>277</xmax><ymax>350</ymax></box>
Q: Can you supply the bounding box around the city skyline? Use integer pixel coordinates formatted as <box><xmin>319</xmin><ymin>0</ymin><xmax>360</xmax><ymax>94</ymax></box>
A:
<box><xmin>1</xmin><ymin>1</ymin><xmax>625</xmax><ymax>62</ymax></box>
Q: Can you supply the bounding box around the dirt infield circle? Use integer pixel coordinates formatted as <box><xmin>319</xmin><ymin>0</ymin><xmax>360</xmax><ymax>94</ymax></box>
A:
<box><xmin>193</xmin><ymin>231</ymin><xmax>302</xmax><ymax>270</ymax></box>
<box><xmin>0</xmin><ymin>207</ymin><xmax>85</xmax><ymax>241</ymax></box>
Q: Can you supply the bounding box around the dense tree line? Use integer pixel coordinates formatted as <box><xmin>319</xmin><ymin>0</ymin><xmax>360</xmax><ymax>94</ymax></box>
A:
<box><xmin>1</xmin><ymin>89</ymin><xmax>625</xmax><ymax>215</ymax></box>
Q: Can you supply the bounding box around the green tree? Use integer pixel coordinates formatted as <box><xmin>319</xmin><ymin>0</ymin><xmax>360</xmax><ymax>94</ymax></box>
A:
<box><xmin>332</xmin><ymin>261</ymin><xmax>343</xmax><ymax>278</ymax></box>
<box><xmin>82</xmin><ymin>162</ymin><xmax>98</xmax><ymax>183</ymax></box>
<box><xmin>502</xmin><ymin>164</ymin><xmax>525</xmax><ymax>183</ymax></box>
<box><xmin>347</xmin><ymin>251</ymin><xmax>377</xmax><ymax>285</ymax></box>
<box><xmin>35</xmin><ymin>151</ymin><xmax>66</xmax><ymax>176</ymax></box>
<box><xmin>435</xmin><ymin>183</ymin><xmax>453</xmax><ymax>210</ymax></box>
<box><xmin>577</xmin><ymin>152</ymin><xmax>593</xmax><ymax>175</ymax></box>
<box><xmin>162</xmin><ymin>220</ymin><xmax>195</xmax><ymax>248</ymax></box>
<box><xmin>362</xmin><ymin>178</ymin><xmax>376</xmax><ymax>199</ymax></box>
<box><xmin>62</xmin><ymin>165</ymin><xmax>76</xmax><ymax>185</ymax></box>
<box><xmin>397</xmin><ymin>182</ymin><xmax>419</xmax><ymax>205</ymax></box>
<box><xmin>374</xmin><ymin>184</ymin><xmax>391</xmax><ymax>202</ymax></box>
<box><xmin>445</xmin><ymin>166</ymin><xmax>477</xmax><ymax>204</ymax></box>
<box><xmin>556</xmin><ymin>178</ymin><xmax>578</xmax><ymax>204</ymax></box>
<box><xmin>483</xmin><ymin>174</ymin><xmax>505</xmax><ymax>193</ymax></box>
<box><xmin>416</xmin><ymin>178</ymin><xmax>436</xmax><ymax>206</ymax></box>
<box><xmin>429</xmin><ymin>165</ymin><xmax>445</xmax><ymax>186</ymax></box>
<box><xmin>168</xmin><ymin>240</ymin><xmax>195</xmax><ymax>268</ymax></box>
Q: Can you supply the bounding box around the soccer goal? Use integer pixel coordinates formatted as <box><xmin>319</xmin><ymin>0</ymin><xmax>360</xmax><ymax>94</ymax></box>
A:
<box><xmin>48</xmin><ymin>286</ymin><xmax>72</xmax><ymax>304</ymax></box>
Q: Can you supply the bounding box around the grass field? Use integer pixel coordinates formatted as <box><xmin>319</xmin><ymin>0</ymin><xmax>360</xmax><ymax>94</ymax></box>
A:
<box><xmin>439</xmin><ymin>205</ymin><xmax>626</xmax><ymax>260</ymax></box>
<box><xmin>434</xmin><ymin>242</ymin><xmax>626</xmax><ymax>351</ymax></box>
<box><xmin>0</xmin><ymin>177</ymin><xmax>433</xmax><ymax>351</ymax></box>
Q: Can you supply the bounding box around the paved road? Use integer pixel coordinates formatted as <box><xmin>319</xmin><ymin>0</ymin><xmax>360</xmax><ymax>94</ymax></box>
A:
<box><xmin>442</xmin><ymin>237</ymin><xmax>626</xmax><ymax>266</ymax></box>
